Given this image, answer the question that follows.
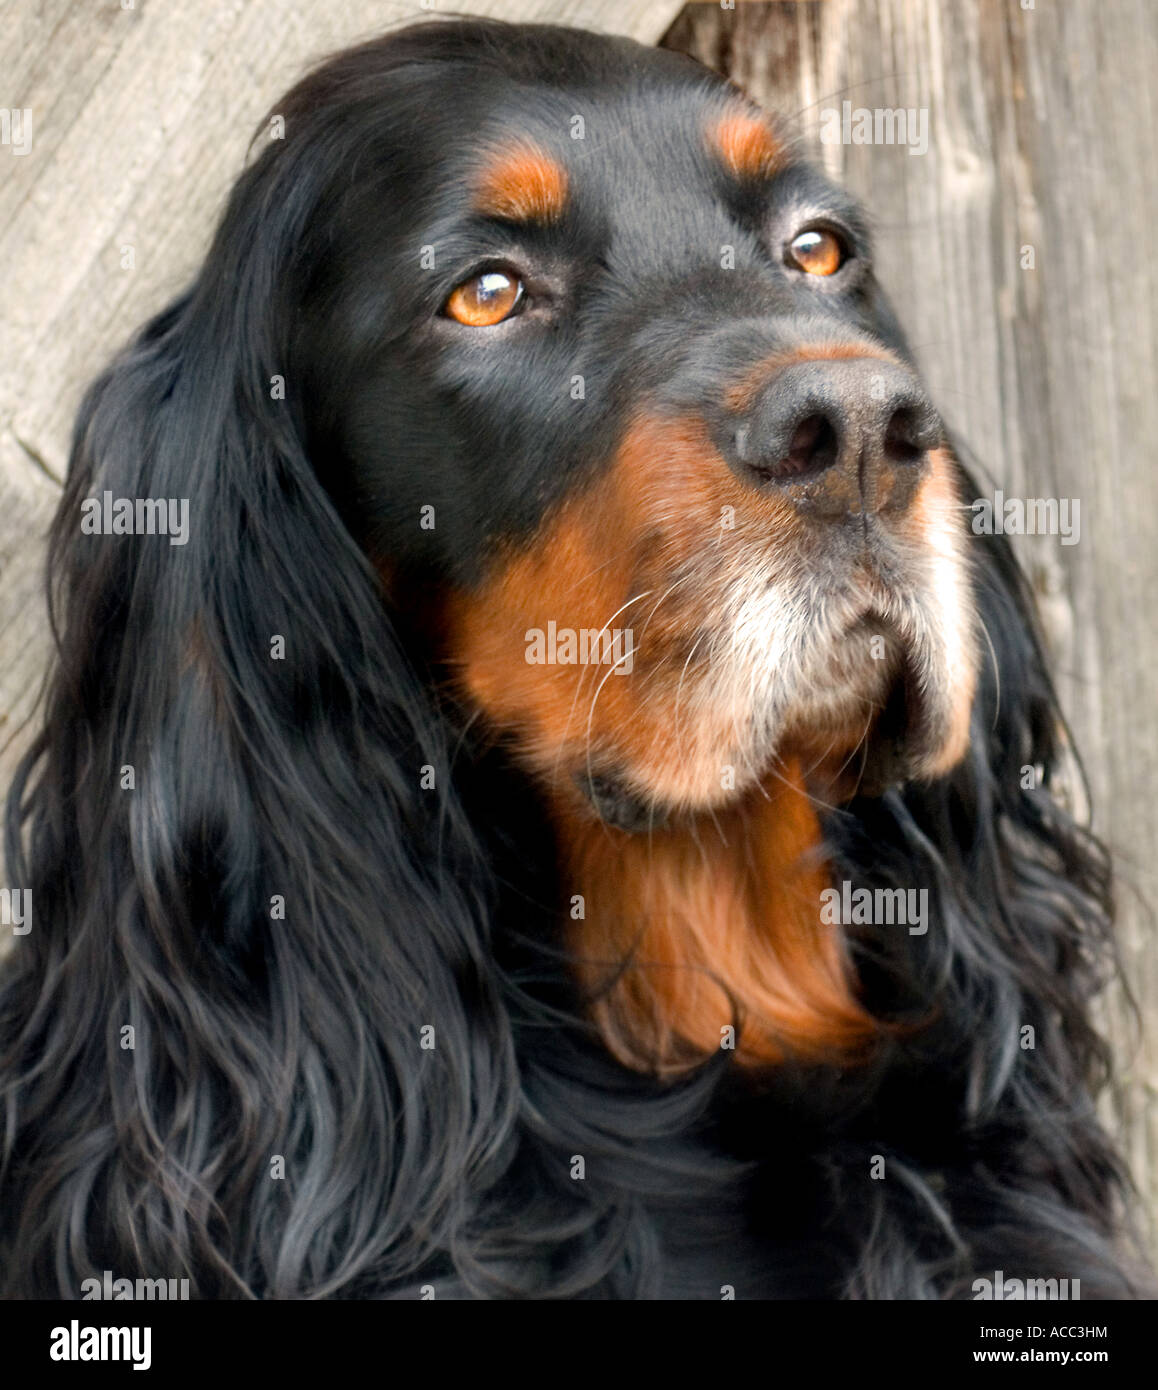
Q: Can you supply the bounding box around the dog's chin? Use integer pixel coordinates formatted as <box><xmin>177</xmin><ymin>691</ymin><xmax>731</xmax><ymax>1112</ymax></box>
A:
<box><xmin>788</xmin><ymin>675</ymin><xmax>937</xmax><ymax>804</ymax></box>
<box><xmin>575</xmin><ymin>622</ymin><xmax>971</xmax><ymax>831</ymax></box>
<box><xmin>785</xmin><ymin>628</ymin><xmax>962</xmax><ymax>802</ymax></box>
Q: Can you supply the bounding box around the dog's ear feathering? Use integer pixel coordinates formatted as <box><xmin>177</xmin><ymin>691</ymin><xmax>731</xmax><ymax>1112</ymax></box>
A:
<box><xmin>1</xmin><ymin>19</ymin><xmax>1151</xmax><ymax>1300</ymax></box>
<box><xmin>2</xmin><ymin>56</ymin><xmax>522</xmax><ymax>1298</ymax></box>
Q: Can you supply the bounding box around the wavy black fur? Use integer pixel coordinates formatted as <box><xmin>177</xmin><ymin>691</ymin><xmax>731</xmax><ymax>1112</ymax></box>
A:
<box><xmin>0</xmin><ymin>18</ymin><xmax>1149</xmax><ymax>1299</ymax></box>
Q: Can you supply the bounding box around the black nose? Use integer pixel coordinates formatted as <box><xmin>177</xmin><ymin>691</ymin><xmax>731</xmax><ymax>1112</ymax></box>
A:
<box><xmin>728</xmin><ymin>358</ymin><xmax>942</xmax><ymax>517</ymax></box>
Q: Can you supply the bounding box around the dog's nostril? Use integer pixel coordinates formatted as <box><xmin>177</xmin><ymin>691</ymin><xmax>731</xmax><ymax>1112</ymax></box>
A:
<box><xmin>790</xmin><ymin>414</ymin><xmax>823</xmax><ymax>456</ymax></box>
<box><xmin>777</xmin><ymin>413</ymin><xmax>838</xmax><ymax>479</ymax></box>
<box><xmin>883</xmin><ymin>408</ymin><xmax>929</xmax><ymax>465</ymax></box>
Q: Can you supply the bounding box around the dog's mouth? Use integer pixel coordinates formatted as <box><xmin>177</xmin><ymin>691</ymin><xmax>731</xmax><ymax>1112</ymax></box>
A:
<box><xmin>784</xmin><ymin>611</ymin><xmax>933</xmax><ymax>802</ymax></box>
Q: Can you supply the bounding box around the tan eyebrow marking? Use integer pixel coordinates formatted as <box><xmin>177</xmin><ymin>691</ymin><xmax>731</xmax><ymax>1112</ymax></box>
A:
<box><xmin>710</xmin><ymin>111</ymin><xmax>783</xmax><ymax>183</ymax></box>
<box><xmin>473</xmin><ymin>142</ymin><xmax>569</xmax><ymax>223</ymax></box>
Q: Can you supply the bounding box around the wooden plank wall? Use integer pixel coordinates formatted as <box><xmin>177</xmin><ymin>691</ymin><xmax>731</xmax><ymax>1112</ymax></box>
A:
<box><xmin>662</xmin><ymin>0</ymin><xmax>1157</xmax><ymax>1252</ymax></box>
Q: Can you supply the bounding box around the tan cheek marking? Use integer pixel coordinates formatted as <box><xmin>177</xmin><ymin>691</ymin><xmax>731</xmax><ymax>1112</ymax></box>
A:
<box><xmin>711</xmin><ymin>111</ymin><xmax>783</xmax><ymax>183</ymax></box>
<box><xmin>443</xmin><ymin>415</ymin><xmax>804</xmax><ymax>807</ymax></box>
<box><xmin>473</xmin><ymin>142</ymin><xmax>568</xmax><ymax>223</ymax></box>
<box><xmin>442</xmin><ymin>470</ymin><xmax>636</xmax><ymax>785</ymax></box>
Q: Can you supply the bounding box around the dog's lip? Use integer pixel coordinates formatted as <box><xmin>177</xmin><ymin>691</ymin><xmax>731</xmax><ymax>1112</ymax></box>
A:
<box><xmin>856</xmin><ymin>663</ymin><xmax>926</xmax><ymax>794</ymax></box>
<box><xmin>793</xmin><ymin>607</ymin><xmax>939</xmax><ymax>797</ymax></box>
<box><xmin>793</xmin><ymin>680</ymin><xmax>924</xmax><ymax>801</ymax></box>
<box><xmin>573</xmin><ymin>767</ymin><xmax>668</xmax><ymax>832</ymax></box>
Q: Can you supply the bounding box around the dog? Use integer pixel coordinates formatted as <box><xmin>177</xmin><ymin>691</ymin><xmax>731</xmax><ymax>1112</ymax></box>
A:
<box><xmin>0</xmin><ymin>17</ymin><xmax>1148</xmax><ymax>1299</ymax></box>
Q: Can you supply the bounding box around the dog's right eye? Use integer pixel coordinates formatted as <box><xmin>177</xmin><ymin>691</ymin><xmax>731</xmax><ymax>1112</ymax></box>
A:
<box><xmin>443</xmin><ymin>269</ymin><xmax>525</xmax><ymax>326</ymax></box>
<box><xmin>786</xmin><ymin>228</ymin><xmax>847</xmax><ymax>277</ymax></box>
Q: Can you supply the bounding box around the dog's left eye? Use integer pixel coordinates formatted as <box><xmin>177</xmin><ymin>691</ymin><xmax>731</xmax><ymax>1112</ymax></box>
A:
<box><xmin>443</xmin><ymin>269</ymin><xmax>526</xmax><ymax>326</ymax></box>
<box><xmin>787</xmin><ymin>229</ymin><xmax>846</xmax><ymax>277</ymax></box>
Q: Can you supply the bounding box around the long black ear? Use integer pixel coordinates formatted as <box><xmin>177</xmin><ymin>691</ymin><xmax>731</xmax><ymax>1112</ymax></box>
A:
<box><xmin>825</xmin><ymin>440</ymin><xmax>1149</xmax><ymax>1296</ymax></box>
<box><xmin>0</xmin><ymin>104</ymin><xmax>517</xmax><ymax>1299</ymax></box>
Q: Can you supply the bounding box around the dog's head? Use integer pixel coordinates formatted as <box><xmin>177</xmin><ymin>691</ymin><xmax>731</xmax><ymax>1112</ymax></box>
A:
<box><xmin>281</xmin><ymin>21</ymin><xmax>977</xmax><ymax>825</ymax></box>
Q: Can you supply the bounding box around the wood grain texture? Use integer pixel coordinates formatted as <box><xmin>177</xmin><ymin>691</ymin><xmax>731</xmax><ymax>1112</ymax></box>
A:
<box><xmin>663</xmin><ymin>0</ymin><xmax>1158</xmax><ymax>1253</ymax></box>
<box><xmin>0</xmin><ymin>0</ymin><xmax>683</xmax><ymax>791</ymax></box>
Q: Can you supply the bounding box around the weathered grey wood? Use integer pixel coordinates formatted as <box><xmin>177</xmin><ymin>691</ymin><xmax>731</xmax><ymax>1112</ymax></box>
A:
<box><xmin>0</xmin><ymin>0</ymin><xmax>684</xmax><ymax>792</ymax></box>
<box><xmin>663</xmin><ymin>0</ymin><xmax>1158</xmax><ymax>1254</ymax></box>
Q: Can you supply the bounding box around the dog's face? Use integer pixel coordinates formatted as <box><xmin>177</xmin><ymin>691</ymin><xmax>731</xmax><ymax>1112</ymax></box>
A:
<box><xmin>298</xmin><ymin>29</ymin><xmax>978</xmax><ymax>823</ymax></box>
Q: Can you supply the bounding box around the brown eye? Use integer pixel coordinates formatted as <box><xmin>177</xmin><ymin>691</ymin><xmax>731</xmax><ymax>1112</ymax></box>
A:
<box><xmin>444</xmin><ymin>269</ymin><xmax>525</xmax><ymax>326</ymax></box>
<box><xmin>787</xmin><ymin>229</ymin><xmax>846</xmax><ymax>277</ymax></box>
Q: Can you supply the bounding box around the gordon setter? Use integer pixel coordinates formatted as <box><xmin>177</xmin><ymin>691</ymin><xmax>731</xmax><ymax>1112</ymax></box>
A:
<box><xmin>1</xmin><ymin>18</ymin><xmax>1150</xmax><ymax>1300</ymax></box>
